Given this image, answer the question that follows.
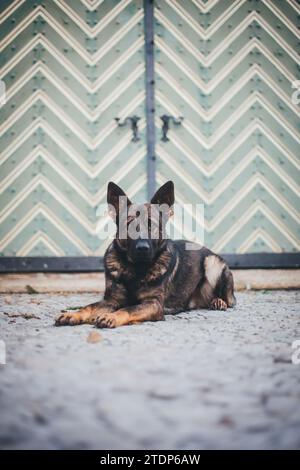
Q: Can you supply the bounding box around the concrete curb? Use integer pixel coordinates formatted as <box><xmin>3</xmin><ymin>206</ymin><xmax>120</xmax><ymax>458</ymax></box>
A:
<box><xmin>0</xmin><ymin>270</ymin><xmax>299</xmax><ymax>293</ymax></box>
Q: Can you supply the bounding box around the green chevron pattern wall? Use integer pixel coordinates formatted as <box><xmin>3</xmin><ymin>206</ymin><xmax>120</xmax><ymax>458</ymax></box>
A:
<box><xmin>0</xmin><ymin>0</ymin><xmax>299</xmax><ymax>258</ymax></box>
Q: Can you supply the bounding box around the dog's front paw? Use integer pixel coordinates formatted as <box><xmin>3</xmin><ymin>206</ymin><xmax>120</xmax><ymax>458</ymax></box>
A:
<box><xmin>95</xmin><ymin>313</ymin><xmax>117</xmax><ymax>329</ymax></box>
<box><xmin>55</xmin><ymin>311</ymin><xmax>82</xmax><ymax>326</ymax></box>
<box><xmin>210</xmin><ymin>298</ymin><xmax>227</xmax><ymax>311</ymax></box>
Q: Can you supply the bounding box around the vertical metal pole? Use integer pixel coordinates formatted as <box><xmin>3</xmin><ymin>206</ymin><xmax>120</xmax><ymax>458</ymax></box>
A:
<box><xmin>144</xmin><ymin>0</ymin><xmax>156</xmax><ymax>200</ymax></box>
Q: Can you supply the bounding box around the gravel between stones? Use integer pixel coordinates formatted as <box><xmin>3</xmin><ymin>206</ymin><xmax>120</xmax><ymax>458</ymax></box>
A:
<box><xmin>0</xmin><ymin>290</ymin><xmax>299</xmax><ymax>450</ymax></box>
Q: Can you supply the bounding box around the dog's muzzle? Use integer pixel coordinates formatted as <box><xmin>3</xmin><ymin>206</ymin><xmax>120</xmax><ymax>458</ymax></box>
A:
<box><xmin>132</xmin><ymin>239</ymin><xmax>153</xmax><ymax>262</ymax></box>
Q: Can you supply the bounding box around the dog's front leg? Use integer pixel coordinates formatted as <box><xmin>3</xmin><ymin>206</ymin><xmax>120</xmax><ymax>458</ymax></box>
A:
<box><xmin>55</xmin><ymin>300</ymin><xmax>120</xmax><ymax>326</ymax></box>
<box><xmin>55</xmin><ymin>281</ymin><xmax>128</xmax><ymax>326</ymax></box>
<box><xmin>95</xmin><ymin>300</ymin><xmax>164</xmax><ymax>329</ymax></box>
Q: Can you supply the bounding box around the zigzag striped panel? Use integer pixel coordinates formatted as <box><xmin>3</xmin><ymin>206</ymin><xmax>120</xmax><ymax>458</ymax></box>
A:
<box><xmin>155</xmin><ymin>0</ymin><xmax>300</xmax><ymax>253</ymax></box>
<box><xmin>0</xmin><ymin>0</ymin><xmax>147</xmax><ymax>256</ymax></box>
<box><xmin>0</xmin><ymin>0</ymin><xmax>299</xmax><ymax>257</ymax></box>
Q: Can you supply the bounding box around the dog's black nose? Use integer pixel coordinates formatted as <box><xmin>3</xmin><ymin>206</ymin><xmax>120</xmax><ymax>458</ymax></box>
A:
<box><xmin>136</xmin><ymin>239</ymin><xmax>150</xmax><ymax>253</ymax></box>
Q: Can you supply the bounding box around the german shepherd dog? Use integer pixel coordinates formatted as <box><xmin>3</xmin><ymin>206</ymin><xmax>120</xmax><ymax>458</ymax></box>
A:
<box><xmin>55</xmin><ymin>181</ymin><xmax>236</xmax><ymax>328</ymax></box>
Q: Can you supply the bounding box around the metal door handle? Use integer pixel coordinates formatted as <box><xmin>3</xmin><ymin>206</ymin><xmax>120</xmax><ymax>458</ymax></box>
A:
<box><xmin>160</xmin><ymin>115</ymin><xmax>183</xmax><ymax>142</ymax></box>
<box><xmin>115</xmin><ymin>115</ymin><xmax>141</xmax><ymax>142</ymax></box>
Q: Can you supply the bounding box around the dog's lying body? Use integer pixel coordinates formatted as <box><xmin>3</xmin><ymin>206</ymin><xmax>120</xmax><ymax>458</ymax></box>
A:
<box><xmin>56</xmin><ymin>182</ymin><xmax>236</xmax><ymax>328</ymax></box>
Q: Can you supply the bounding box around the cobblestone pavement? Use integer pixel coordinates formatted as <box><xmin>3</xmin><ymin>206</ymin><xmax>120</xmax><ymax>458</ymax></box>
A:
<box><xmin>0</xmin><ymin>291</ymin><xmax>299</xmax><ymax>450</ymax></box>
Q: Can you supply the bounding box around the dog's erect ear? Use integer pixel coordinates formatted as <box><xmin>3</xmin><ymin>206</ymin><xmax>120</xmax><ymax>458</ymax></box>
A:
<box><xmin>107</xmin><ymin>182</ymin><xmax>131</xmax><ymax>219</ymax></box>
<box><xmin>151</xmin><ymin>181</ymin><xmax>174</xmax><ymax>208</ymax></box>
